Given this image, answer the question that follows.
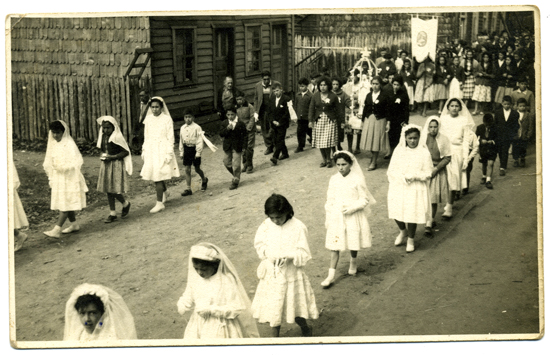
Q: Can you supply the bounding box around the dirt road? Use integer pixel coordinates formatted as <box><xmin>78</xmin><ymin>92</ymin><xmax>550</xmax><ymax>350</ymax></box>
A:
<box><xmin>12</xmin><ymin>112</ymin><xmax>541</xmax><ymax>345</ymax></box>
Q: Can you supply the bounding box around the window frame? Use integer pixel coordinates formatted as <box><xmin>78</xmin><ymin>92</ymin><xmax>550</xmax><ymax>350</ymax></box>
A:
<box><xmin>244</xmin><ymin>23</ymin><xmax>263</xmax><ymax>77</ymax></box>
<box><xmin>171</xmin><ymin>26</ymin><xmax>198</xmax><ymax>87</ymax></box>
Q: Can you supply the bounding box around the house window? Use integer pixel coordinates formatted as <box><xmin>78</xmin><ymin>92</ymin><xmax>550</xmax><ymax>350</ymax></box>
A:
<box><xmin>172</xmin><ymin>27</ymin><xmax>197</xmax><ymax>85</ymax></box>
<box><xmin>245</xmin><ymin>25</ymin><xmax>262</xmax><ymax>75</ymax></box>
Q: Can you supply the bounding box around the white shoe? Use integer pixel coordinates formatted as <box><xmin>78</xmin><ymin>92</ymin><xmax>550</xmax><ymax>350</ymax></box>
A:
<box><xmin>406</xmin><ymin>238</ymin><xmax>415</xmax><ymax>253</ymax></box>
<box><xmin>150</xmin><ymin>202</ymin><xmax>165</xmax><ymax>213</ymax></box>
<box><xmin>62</xmin><ymin>224</ymin><xmax>80</xmax><ymax>234</ymax></box>
<box><xmin>14</xmin><ymin>232</ymin><xmax>28</xmax><ymax>252</ymax></box>
<box><xmin>321</xmin><ymin>268</ymin><xmax>336</xmax><ymax>288</ymax></box>
<box><xmin>348</xmin><ymin>258</ymin><xmax>358</xmax><ymax>275</ymax></box>
<box><xmin>43</xmin><ymin>225</ymin><xmax>62</xmax><ymax>238</ymax></box>
<box><xmin>442</xmin><ymin>209</ymin><xmax>452</xmax><ymax>218</ymax></box>
<box><xmin>395</xmin><ymin>232</ymin><xmax>407</xmax><ymax>246</ymax></box>
<box><xmin>162</xmin><ymin>191</ymin><xmax>170</xmax><ymax>203</ymax></box>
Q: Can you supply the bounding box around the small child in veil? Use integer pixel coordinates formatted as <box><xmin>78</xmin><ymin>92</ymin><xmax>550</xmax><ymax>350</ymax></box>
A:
<box><xmin>177</xmin><ymin>243</ymin><xmax>259</xmax><ymax>339</ymax></box>
<box><xmin>321</xmin><ymin>150</ymin><xmax>376</xmax><ymax>287</ymax></box>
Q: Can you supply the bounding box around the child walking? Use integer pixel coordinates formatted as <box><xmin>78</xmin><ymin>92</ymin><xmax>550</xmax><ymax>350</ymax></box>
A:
<box><xmin>235</xmin><ymin>90</ymin><xmax>257</xmax><ymax>173</ymax></box>
<box><xmin>512</xmin><ymin>98</ymin><xmax>533</xmax><ymax>168</ymax></box>
<box><xmin>96</xmin><ymin>116</ymin><xmax>132</xmax><ymax>223</ymax></box>
<box><xmin>321</xmin><ymin>151</ymin><xmax>376</xmax><ymax>287</ymax></box>
<box><xmin>251</xmin><ymin>194</ymin><xmax>318</xmax><ymax>337</ymax></box>
<box><xmin>219</xmin><ymin>105</ymin><xmax>247</xmax><ymax>190</ymax></box>
<box><xmin>294</xmin><ymin>77</ymin><xmax>313</xmax><ymax>152</ymax></box>
<box><xmin>476</xmin><ymin>113</ymin><xmax>498</xmax><ymax>189</ymax></box>
<box><xmin>177</xmin><ymin>243</ymin><xmax>259</xmax><ymax>339</ymax></box>
<box><xmin>179</xmin><ymin>109</ymin><xmax>208</xmax><ymax>196</ymax></box>
<box><xmin>43</xmin><ymin>120</ymin><xmax>88</xmax><ymax>237</ymax></box>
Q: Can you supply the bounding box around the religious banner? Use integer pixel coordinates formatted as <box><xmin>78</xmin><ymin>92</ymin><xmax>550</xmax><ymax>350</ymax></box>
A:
<box><xmin>411</xmin><ymin>17</ymin><xmax>438</xmax><ymax>63</ymax></box>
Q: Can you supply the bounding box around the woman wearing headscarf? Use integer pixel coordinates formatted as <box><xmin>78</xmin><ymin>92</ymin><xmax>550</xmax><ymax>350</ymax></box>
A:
<box><xmin>140</xmin><ymin>96</ymin><xmax>180</xmax><ymax>213</ymax></box>
<box><xmin>439</xmin><ymin>98</ymin><xmax>475</xmax><ymax>219</ymax></box>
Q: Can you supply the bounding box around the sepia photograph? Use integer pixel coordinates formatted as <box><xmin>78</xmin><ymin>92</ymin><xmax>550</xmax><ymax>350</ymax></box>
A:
<box><xmin>3</xmin><ymin>1</ymin><xmax>546</xmax><ymax>353</ymax></box>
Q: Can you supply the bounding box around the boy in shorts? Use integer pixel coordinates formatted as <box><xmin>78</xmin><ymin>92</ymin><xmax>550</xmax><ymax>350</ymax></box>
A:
<box><xmin>179</xmin><ymin>108</ymin><xmax>208</xmax><ymax>196</ymax></box>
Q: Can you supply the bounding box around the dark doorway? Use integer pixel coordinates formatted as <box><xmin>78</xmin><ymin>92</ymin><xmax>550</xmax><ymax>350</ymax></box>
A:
<box><xmin>271</xmin><ymin>24</ymin><xmax>288</xmax><ymax>91</ymax></box>
<box><xmin>214</xmin><ymin>28</ymin><xmax>235</xmax><ymax>109</ymax></box>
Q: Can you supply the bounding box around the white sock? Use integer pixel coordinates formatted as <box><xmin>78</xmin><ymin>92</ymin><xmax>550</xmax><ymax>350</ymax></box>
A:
<box><xmin>110</xmin><ymin>211</ymin><xmax>117</xmax><ymax>216</ymax></box>
<box><xmin>426</xmin><ymin>219</ymin><xmax>432</xmax><ymax>228</ymax></box>
<box><xmin>486</xmin><ymin>177</ymin><xmax>491</xmax><ymax>182</ymax></box>
<box><xmin>445</xmin><ymin>203</ymin><xmax>452</xmax><ymax>211</ymax></box>
<box><xmin>123</xmin><ymin>201</ymin><xmax>129</xmax><ymax>207</ymax></box>
<box><xmin>327</xmin><ymin>268</ymin><xmax>336</xmax><ymax>279</ymax></box>
<box><xmin>482</xmin><ymin>175</ymin><xmax>487</xmax><ymax>178</ymax></box>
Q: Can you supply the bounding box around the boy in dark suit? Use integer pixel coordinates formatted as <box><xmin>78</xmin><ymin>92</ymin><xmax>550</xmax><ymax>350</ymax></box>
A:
<box><xmin>512</xmin><ymin>98</ymin><xmax>533</xmax><ymax>168</ymax></box>
<box><xmin>266</xmin><ymin>81</ymin><xmax>291</xmax><ymax>165</ymax></box>
<box><xmin>294</xmin><ymin>77</ymin><xmax>313</xmax><ymax>152</ymax></box>
<box><xmin>219</xmin><ymin>105</ymin><xmax>247</xmax><ymax>190</ymax></box>
<box><xmin>494</xmin><ymin>95</ymin><xmax>520</xmax><ymax>176</ymax></box>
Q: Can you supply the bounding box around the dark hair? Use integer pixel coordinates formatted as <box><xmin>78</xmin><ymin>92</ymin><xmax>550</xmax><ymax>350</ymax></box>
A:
<box><xmin>402</xmin><ymin>59</ymin><xmax>412</xmax><ymax>67</ymax></box>
<box><xmin>191</xmin><ymin>258</ymin><xmax>220</xmax><ymax>271</ymax></box>
<box><xmin>516</xmin><ymin>98</ymin><xmax>528</xmax><ymax>105</ymax></box>
<box><xmin>371</xmin><ymin>76</ymin><xmax>382</xmax><ymax>85</ymax></box>
<box><xmin>182</xmin><ymin>107</ymin><xmax>195</xmax><ymax>117</ymax></box>
<box><xmin>234</xmin><ymin>90</ymin><xmax>245</xmax><ymax>98</ymax></box>
<box><xmin>331</xmin><ymin>76</ymin><xmax>344</xmax><ymax>88</ymax></box>
<box><xmin>264</xmin><ymin>194</ymin><xmax>294</xmax><ymax>219</ymax></box>
<box><xmin>446</xmin><ymin>98</ymin><xmax>463</xmax><ymax>111</ymax></box>
<box><xmin>150</xmin><ymin>98</ymin><xmax>164</xmax><ymax>108</ymax></box>
<box><xmin>483</xmin><ymin>113</ymin><xmax>494</xmax><ymax>125</ymax></box>
<box><xmin>438</xmin><ymin>56</ymin><xmax>447</xmax><ymax>65</ymax></box>
<box><xmin>404</xmin><ymin>127</ymin><xmax>421</xmax><ymax>138</ymax></box>
<box><xmin>74</xmin><ymin>294</ymin><xmax>105</xmax><ymax>314</ymax></box>
<box><xmin>507</xmin><ymin>43</ymin><xmax>516</xmax><ymax>51</ymax></box>
<box><xmin>400</xmin><ymin>50</ymin><xmax>409</xmax><ymax>56</ymax></box>
<box><xmin>502</xmin><ymin>95</ymin><xmax>513</xmax><ymax>103</ymax></box>
<box><xmin>392</xmin><ymin>75</ymin><xmax>404</xmax><ymax>86</ymax></box>
<box><xmin>353</xmin><ymin>68</ymin><xmax>361</xmax><ymax>76</ymax></box>
<box><xmin>261</xmin><ymin>70</ymin><xmax>271</xmax><ymax>78</ymax></box>
<box><xmin>428</xmin><ymin>118</ymin><xmax>439</xmax><ymax>127</ymax></box>
<box><xmin>272</xmin><ymin>81</ymin><xmax>283</xmax><ymax>90</ymax></box>
<box><xmin>49</xmin><ymin>120</ymin><xmax>65</xmax><ymax>133</ymax></box>
<box><xmin>224</xmin><ymin>104</ymin><xmax>237</xmax><ymax>113</ymax></box>
<box><xmin>333</xmin><ymin>151</ymin><xmax>353</xmax><ymax>165</ymax></box>
<box><xmin>383</xmin><ymin>53</ymin><xmax>393</xmax><ymax>59</ymax></box>
<box><xmin>298</xmin><ymin>77</ymin><xmax>309</xmax><ymax>86</ymax></box>
<box><xmin>316</xmin><ymin>76</ymin><xmax>332</xmax><ymax>91</ymax></box>
<box><xmin>101</xmin><ymin>120</ymin><xmax>115</xmax><ymax>129</ymax></box>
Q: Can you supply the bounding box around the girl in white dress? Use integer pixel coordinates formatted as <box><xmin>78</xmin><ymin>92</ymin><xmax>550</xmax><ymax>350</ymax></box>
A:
<box><xmin>388</xmin><ymin>124</ymin><xmax>432</xmax><ymax>253</ymax></box>
<box><xmin>140</xmin><ymin>96</ymin><xmax>180</xmax><ymax>213</ymax></box>
<box><xmin>439</xmin><ymin>98</ymin><xmax>475</xmax><ymax>219</ymax></box>
<box><xmin>64</xmin><ymin>283</ymin><xmax>137</xmax><ymax>341</ymax></box>
<box><xmin>43</xmin><ymin>120</ymin><xmax>88</xmax><ymax>238</ymax></box>
<box><xmin>177</xmin><ymin>243</ymin><xmax>259</xmax><ymax>339</ymax></box>
<box><xmin>252</xmin><ymin>194</ymin><xmax>318</xmax><ymax>337</ymax></box>
<box><xmin>11</xmin><ymin>159</ymin><xmax>29</xmax><ymax>251</ymax></box>
<box><xmin>321</xmin><ymin>151</ymin><xmax>376</xmax><ymax>288</ymax></box>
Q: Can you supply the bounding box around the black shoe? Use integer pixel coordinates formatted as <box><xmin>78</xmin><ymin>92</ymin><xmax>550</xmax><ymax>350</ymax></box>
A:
<box><xmin>279</xmin><ymin>154</ymin><xmax>289</xmax><ymax>160</ymax></box>
<box><xmin>229</xmin><ymin>182</ymin><xmax>239</xmax><ymax>190</ymax></box>
<box><xmin>294</xmin><ymin>147</ymin><xmax>304</xmax><ymax>153</ymax></box>
<box><xmin>121</xmin><ymin>202</ymin><xmax>131</xmax><ymax>218</ymax></box>
<box><xmin>520</xmin><ymin>159</ymin><xmax>526</xmax><ymax>167</ymax></box>
<box><xmin>499</xmin><ymin>169</ymin><xmax>506</xmax><ymax>176</ymax></box>
<box><xmin>104</xmin><ymin>215</ymin><xmax>117</xmax><ymax>223</ymax></box>
<box><xmin>513</xmin><ymin>160</ymin><xmax>519</xmax><ymax>167</ymax></box>
<box><xmin>201</xmin><ymin>178</ymin><xmax>208</xmax><ymax>191</ymax></box>
<box><xmin>462</xmin><ymin>188</ymin><xmax>469</xmax><ymax>195</ymax></box>
<box><xmin>181</xmin><ymin>189</ymin><xmax>193</xmax><ymax>196</ymax></box>
<box><xmin>480</xmin><ymin>177</ymin><xmax>486</xmax><ymax>184</ymax></box>
<box><xmin>384</xmin><ymin>154</ymin><xmax>392</xmax><ymax>160</ymax></box>
<box><xmin>486</xmin><ymin>181</ymin><xmax>493</xmax><ymax>189</ymax></box>
<box><xmin>264</xmin><ymin>148</ymin><xmax>273</xmax><ymax>155</ymax></box>
<box><xmin>424</xmin><ymin>226</ymin><xmax>433</xmax><ymax>238</ymax></box>
<box><xmin>270</xmin><ymin>157</ymin><xmax>278</xmax><ymax>166</ymax></box>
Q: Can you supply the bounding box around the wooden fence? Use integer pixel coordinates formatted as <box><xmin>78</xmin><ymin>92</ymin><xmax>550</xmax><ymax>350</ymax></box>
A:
<box><xmin>295</xmin><ymin>33</ymin><xmax>412</xmax><ymax>79</ymax></box>
<box><xmin>11</xmin><ymin>74</ymin><xmax>151</xmax><ymax>142</ymax></box>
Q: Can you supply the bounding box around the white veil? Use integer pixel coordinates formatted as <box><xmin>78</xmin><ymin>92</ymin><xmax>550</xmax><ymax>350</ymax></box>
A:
<box><xmin>43</xmin><ymin>120</ymin><xmax>83</xmax><ymax>180</ymax></box>
<box><xmin>64</xmin><ymin>283</ymin><xmax>137</xmax><ymax>341</ymax></box>
<box><xmin>333</xmin><ymin>150</ymin><xmax>376</xmax><ymax>206</ymax></box>
<box><xmin>440</xmin><ymin>98</ymin><xmax>475</xmax><ymax>130</ymax></box>
<box><xmin>96</xmin><ymin>116</ymin><xmax>133</xmax><ymax>175</ymax></box>
<box><xmin>187</xmin><ymin>243</ymin><xmax>259</xmax><ymax>338</ymax></box>
<box><xmin>421</xmin><ymin>116</ymin><xmax>452</xmax><ymax>157</ymax></box>
<box><xmin>397</xmin><ymin>123</ymin><xmax>426</xmax><ymax>149</ymax></box>
<box><xmin>145</xmin><ymin>96</ymin><xmax>172</xmax><ymax>120</ymax></box>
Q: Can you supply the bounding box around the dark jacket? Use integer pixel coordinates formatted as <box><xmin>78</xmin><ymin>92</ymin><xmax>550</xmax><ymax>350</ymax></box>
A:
<box><xmin>217</xmin><ymin>86</ymin><xmax>239</xmax><ymax>118</ymax></box>
<box><xmin>494</xmin><ymin>108</ymin><xmax>520</xmax><ymax>143</ymax></box>
<box><xmin>219</xmin><ymin>119</ymin><xmax>248</xmax><ymax>153</ymax></box>
<box><xmin>476</xmin><ymin>123</ymin><xmax>498</xmax><ymax>158</ymax></box>
<box><xmin>399</xmin><ymin>68</ymin><xmax>417</xmax><ymax>87</ymax></box>
<box><xmin>434</xmin><ymin>63</ymin><xmax>450</xmax><ymax>85</ymax></box>
<box><xmin>378</xmin><ymin>61</ymin><xmax>397</xmax><ymax>84</ymax></box>
<box><xmin>447</xmin><ymin>64</ymin><xmax>466</xmax><ymax>83</ymax></box>
<box><xmin>295</xmin><ymin>90</ymin><xmax>313</xmax><ymax>121</ymax></box>
<box><xmin>253</xmin><ymin>80</ymin><xmax>272</xmax><ymax>117</ymax></box>
<box><xmin>333</xmin><ymin>89</ymin><xmax>351</xmax><ymax>125</ymax></box>
<box><xmin>386</xmin><ymin>88</ymin><xmax>410</xmax><ymax>126</ymax></box>
<box><xmin>308</xmin><ymin>91</ymin><xmax>339</xmax><ymax>123</ymax></box>
<box><xmin>474</xmin><ymin>61</ymin><xmax>495</xmax><ymax>86</ymax></box>
<box><xmin>362</xmin><ymin>90</ymin><xmax>389</xmax><ymax>120</ymax></box>
<box><xmin>267</xmin><ymin>94</ymin><xmax>291</xmax><ymax>130</ymax></box>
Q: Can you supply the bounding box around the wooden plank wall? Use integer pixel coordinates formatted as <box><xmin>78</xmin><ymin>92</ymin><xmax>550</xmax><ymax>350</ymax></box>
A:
<box><xmin>149</xmin><ymin>15</ymin><xmax>294</xmax><ymax>122</ymax></box>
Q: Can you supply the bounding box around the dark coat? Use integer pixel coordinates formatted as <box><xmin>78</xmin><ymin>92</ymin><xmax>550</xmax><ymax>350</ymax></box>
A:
<box><xmin>253</xmin><ymin>80</ymin><xmax>272</xmax><ymax>117</ymax></box>
<box><xmin>294</xmin><ymin>90</ymin><xmax>313</xmax><ymax>121</ymax></box>
<box><xmin>266</xmin><ymin>94</ymin><xmax>291</xmax><ymax>130</ymax></box>
<box><xmin>308</xmin><ymin>91</ymin><xmax>339</xmax><ymax>123</ymax></box>
<box><xmin>494</xmin><ymin>108</ymin><xmax>520</xmax><ymax>143</ymax></box>
<box><xmin>217</xmin><ymin>86</ymin><xmax>239</xmax><ymax>117</ymax></box>
<box><xmin>362</xmin><ymin>90</ymin><xmax>389</xmax><ymax>120</ymax></box>
<box><xmin>219</xmin><ymin>119</ymin><xmax>248</xmax><ymax>153</ymax></box>
<box><xmin>476</xmin><ymin>123</ymin><xmax>499</xmax><ymax>159</ymax></box>
<box><xmin>447</xmin><ymin>64</ymin><xmax>466</xmax><ymax>83</ymax></box>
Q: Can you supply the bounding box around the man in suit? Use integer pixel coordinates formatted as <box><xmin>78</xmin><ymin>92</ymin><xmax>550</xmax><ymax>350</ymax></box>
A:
<box><xmin>217</xmin><ymin>76</ymin><xmax>239</xmax><ymax>120</ymax></box>
<box><xmin>266</xmin><ymin>81</ymin><xmax>291</xmax><ymax>165</ymax></box>
<box><xmin>494</xmin><ymin>95</ymin><xmax>520</xmax><ymax>176</ymax></box>
<box><xmin>253</xmin><ymin>70</ymin><xmax>274</xmax><ymax>154</ymax></box>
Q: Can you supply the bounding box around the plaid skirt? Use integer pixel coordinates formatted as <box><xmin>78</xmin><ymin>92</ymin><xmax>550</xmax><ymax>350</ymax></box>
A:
<box><xmin>312</xmin><ymin>113</ymin><xmax>338</xmax><ymax>148</ymax></box>
<box><xmin>462</xmin><ymin>75</ymin><xmax>476</xmax><ymax>99</ymax></box>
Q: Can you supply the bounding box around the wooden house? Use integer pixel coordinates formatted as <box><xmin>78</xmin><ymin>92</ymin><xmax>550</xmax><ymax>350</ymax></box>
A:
<box><xmin>148</xmin><ymin>15</ymin><xmax>295</xmax><ymax>126</ymax></box>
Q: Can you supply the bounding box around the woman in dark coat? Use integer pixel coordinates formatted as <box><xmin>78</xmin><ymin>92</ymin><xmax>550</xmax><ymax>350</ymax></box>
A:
<box><xmin>386</xmin><ymin>75</ymin><xmax>410</xmax><ymax>157</ymax></box>
<box><xmin>308</xmin><ymin>76</ymin><xmax>340</xmax><ymax>168</ymax></box>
